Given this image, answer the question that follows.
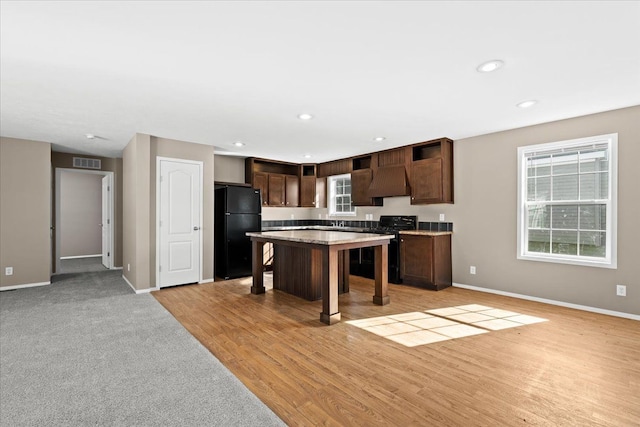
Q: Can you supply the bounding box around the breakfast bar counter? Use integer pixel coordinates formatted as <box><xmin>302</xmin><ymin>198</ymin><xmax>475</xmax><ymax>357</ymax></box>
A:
<box><xmin>246</xmin><ymin>230</ymin><xmax>394</xmax><ymax>325</ymax></box>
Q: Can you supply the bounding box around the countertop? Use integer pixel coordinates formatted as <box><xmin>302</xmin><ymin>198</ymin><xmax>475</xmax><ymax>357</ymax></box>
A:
<box><xmin>399</xmin><ymin>230</ymin><xmax>453</xmax><ymax>236</ymax></box>
<box><xmin>262</xmin><ymin>225</ymin><xmax>453</xmax><ymax>237</ymax></box>
<box><xmin>246</xmin><ymin>230</ymin><xmax>395</xmax><ymax>245</ymax></box>
<box><xmin>262</xmin><ymin>225</ymin><xmax>370</xmax><ymax>233</ymax></box>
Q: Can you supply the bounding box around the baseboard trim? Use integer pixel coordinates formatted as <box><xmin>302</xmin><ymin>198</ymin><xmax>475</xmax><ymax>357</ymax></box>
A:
<box><xmin>452</xmin><ymin>282</ymin><xmax>639</xmax><ymax>321</ymax></box>
<box><xmin>0</xmin><ymin>281</ymin><xmax>51</xmax><ymax>291</ymax></box>
<box><xmin>199</xmin><ymin>278</ymin><xmax>214</xmax><ymax>284</ymax></box>
<box><xmin>60</xmin><ymin>254</ymin><xmax>102</xmax><ymax>260</ymax></box>
<box><xmin>121</xmin><ymin>275</ymin><xmax>154</xmax><ymax>294</ymax></box>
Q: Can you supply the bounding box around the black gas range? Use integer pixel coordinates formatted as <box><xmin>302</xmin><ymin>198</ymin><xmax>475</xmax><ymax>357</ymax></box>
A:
<box><xmin>351</xmin><ymin>215</ymin><xmax>417</xmax><ymax>283</ymax></box>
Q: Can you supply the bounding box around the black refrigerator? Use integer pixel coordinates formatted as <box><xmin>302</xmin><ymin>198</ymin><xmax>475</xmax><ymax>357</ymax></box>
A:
<box><xmin>215</xmin><ymin>185</ymin><xmax>262</xmax><ymax>280</ymax></box>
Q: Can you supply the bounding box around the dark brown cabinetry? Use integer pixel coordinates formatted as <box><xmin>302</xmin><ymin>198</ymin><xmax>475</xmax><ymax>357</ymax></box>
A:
<box><xmin>368</xmin><ymin>147</ymin><xmax>411</xmax><ymax>199</ymax></box>
<box><xmin>300</xmin><ymin>176</ymin><xmax>326</xmax><ymax>208</ymax></box>
<box><xmin>317</xmin><ymin>159</ymin><xmax>352</xmax><ymax>178</ymax></box>
<box><xmin>351</xmin><ymin>155</ymin><xmax>383</xmax><ymax>206</ymax></box>
<box><xmin>410</xmin><ymin>138</ymin><xmax>453</xmax><ymax>204</ymax></box>
<box><xmin>285</xmin><ymin>175</ymin><xmax>299</xmax><ymax>207</ymax></box>
<box><xmin>400</xmin><ymin>233</ymin><xmax>452</xmax><ymax>290</ymax></box>
<box><xmin>378</xmin><ymin>147</ymin><xmax>407</xmax><ymax>167</ymax></box>
<box><xmin>299</xmin><ymin>164</ymin><xmax>326</xmax><ymax>208</ymax></box>
<box><xmin>300</xmin><ymin>176</ymin><xmax>316</xmax><ymax>207</ymax></box>
<box><xmin>268</xmin><ymin>174</ymin><xmax>285</xmax><ymax>206</ymax></box>
<box><xmin>246</xmin><ymin>137</ymin><xmax>453</xmax><ymax>208</ymax></box>
<box><xmin>246</xmin><ymin>158</ymin><xmax>300</xmax><ymax>207</ymax></box>
<box><xmin>252</xmin><ymin>172</ymin><xmax>269</xmax><ymax>206</ymax></box>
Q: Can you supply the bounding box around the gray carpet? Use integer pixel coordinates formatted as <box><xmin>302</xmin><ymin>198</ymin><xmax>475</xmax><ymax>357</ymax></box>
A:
<box><xmin>0</xmin><ymin>270</ymin><xmax>285</xmax><ymax>426</ymax></box>
<box><xmin>59</xmin><ymin>257</ymin><xmax>109</xmax><ymax>274</ymax></box>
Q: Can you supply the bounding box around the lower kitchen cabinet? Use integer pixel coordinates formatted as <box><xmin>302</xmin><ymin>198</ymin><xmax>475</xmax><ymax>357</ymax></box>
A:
<box><xmin>400</xmin><ymin>233</ymin><xmax>452</xmax><ymax>290</ymax></box>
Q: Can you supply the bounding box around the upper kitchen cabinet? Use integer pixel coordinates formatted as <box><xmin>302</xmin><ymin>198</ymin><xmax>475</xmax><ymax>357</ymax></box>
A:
<box><xmin>351</xmin><ymin>155</ymin><xmax>382</xmax><ymax>206</ymax></box>
<box><xmin>245</xmin><ymin>158</ymin><xmax>299</xmax><ymax>207</ymax></box>
<box><xmin>268</xmin><ymin>174</ymin><xmax>285</xmax><ymax>206</ymax></box>
<box><xmin>410</xmin><ymin>138</ymin><xmax>453</xmax><ymax>204</ymax></box>
<box><xmin>300</xmin><ymin>164</ymin><xmax>326</xmax><ymax>208</ymax></box>
<box><xmin>317</xmin><ymin>158</ymin><xmax>352</xmax><ymax>178</ymax></box>
<box><xmin>252</xmin><ymin>171</ymin><xmax>269</xmax><ymax>206</ymax></box>
<box><xmin>285</xmin><ymin>175</ymin><xmax>299</xmax><ymax>207</ymax></box>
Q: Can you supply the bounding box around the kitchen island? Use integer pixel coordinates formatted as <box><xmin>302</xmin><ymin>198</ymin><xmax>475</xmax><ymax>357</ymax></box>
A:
<box><xmin>246</xmin><ymin>230</ymin><xmax>394</xmax><ymax>325</ymax></box>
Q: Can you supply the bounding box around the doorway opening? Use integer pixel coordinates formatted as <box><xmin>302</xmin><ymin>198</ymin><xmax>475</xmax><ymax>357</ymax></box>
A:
<box><xmin>54</xmin><ymin>168</ymin><xmax>114</xmax><ymax>275</ymax></box>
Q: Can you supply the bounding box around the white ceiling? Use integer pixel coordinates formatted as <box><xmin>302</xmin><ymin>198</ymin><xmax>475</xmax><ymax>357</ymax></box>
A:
<box><xmin>1</xmin><ymin>1</ymin><xmax>639</xmax><ymax>163</ymax></box>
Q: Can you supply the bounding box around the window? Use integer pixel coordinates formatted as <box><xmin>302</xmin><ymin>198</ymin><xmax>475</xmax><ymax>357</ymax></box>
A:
<box><xmin>328</xmin><ymin>174</ymin><xmax>356</xmax><ymax>216</ymax></box>
<box><xmin>517</xmin><ymin>133</ymin><xmax>617</xmax><ymax>268</ymax></box>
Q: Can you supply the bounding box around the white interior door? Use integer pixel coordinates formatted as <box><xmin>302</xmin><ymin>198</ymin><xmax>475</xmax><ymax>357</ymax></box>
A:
<box><xmin>158</xmin><ymin>159</ymin><xmax>201</xmax><ymax>287</ymax></box>
<box><xmin>101</xmin><ymin>175</ymin><xmax>112</xmax><ymax>269</ymax></box>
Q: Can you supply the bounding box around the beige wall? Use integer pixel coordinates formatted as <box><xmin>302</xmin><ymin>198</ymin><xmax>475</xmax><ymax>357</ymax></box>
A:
<box><xmin>122</xmin><ymin>134</ymin><xmax>214</xmax><ymax>291</ymax></box>
<box><xmin>214</xmin><ymin>155</ymin><xmax>245</xmax><ymax>184</ymax></box>
<box><xmin>0</xmin><ymin>137</ymin><xmax>51</xmax><ymax>288</ymax></box>
<box><xmin>122</xmin><ymin>133</ymin><xmax>151</xmax><ymax>290</ymax></box>
<box><xmin>448</xmin><ymin>106</ymin><xmax>639</xmax><ymax>316</ymax></box>
<box><xmin>51</xmin><ymin>152</ymin><xmax>123</xmax><ymax>269</ymax></box>
<box><xmin>59</xmin><ymin>171</ymin><xmax>102</xmax><ymax>257</ymax></box>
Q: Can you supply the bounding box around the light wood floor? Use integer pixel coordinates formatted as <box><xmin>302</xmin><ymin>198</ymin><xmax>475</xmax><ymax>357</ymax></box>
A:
<box><xmin>153</xmin><ymin>275</ymin><xmax>639</xmax><ymax>426</ymax></box>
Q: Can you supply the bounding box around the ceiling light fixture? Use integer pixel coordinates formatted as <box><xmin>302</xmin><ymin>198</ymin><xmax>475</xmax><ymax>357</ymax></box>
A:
<box><xmin>85</xmin><ymin>133</ymin><xmax>95</xmax><ymax>139</ymax></box>
<box><xmin>303</xmin><ymin>154</ymin><xmax>312</xmax><ymax>159</ymax></box>
<box><xmin>373</xmin><ymin>137</ymin><xmax>386</xmax><ymax>142</ymax></box>
<box><xmin>516</xmin><ymin>100</ymin><xmax>538</xmax><ymax>108</ymax></box>
<box><xmin>298</xmin><ymin>113</ymin><xmax>313</xmax><ymax>120</ymax></box>
<box><xmin>233</xmin><ymin>141</ymin><xmax>245</xmax><ymax>147</ymax></box>
<box><xmin>476</xmin><ymin>60</ymin><xmax>504</xmax><ymax>73</ymax></box>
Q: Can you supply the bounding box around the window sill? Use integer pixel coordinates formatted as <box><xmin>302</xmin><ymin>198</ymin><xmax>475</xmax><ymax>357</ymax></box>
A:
<box><xmin>517</xmin><ymin>253</ymin><xmax>616</xmax><ymax>269</ymax></box>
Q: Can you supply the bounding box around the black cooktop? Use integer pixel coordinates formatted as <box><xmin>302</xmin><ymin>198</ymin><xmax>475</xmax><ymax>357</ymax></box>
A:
<box><xmin>370</xmin><ymin>215</ymin><xmax>417</xmax><ymax>233</ymax></box>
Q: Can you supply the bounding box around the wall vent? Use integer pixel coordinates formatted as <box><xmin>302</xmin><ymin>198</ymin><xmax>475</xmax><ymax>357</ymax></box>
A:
<box><xmin>73</xmin><ymin>157</ymin><xmax>101</xmax><ymax>170</ymax></box>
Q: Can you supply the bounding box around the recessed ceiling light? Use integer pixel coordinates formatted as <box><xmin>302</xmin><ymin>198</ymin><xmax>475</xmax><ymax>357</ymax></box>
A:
<box><xmin>476</xmin><ymin>60</ymin><xmax>504</xmax><ymax>73</ymax></box>
<box><xmin>516</xmin><ymin>100</ymin><xmax>538</xmax><ymax>108</ymax></box>
<box><xmin>233</xmin><ymin>141</ymin><xmax>245</xmax><ymax>147</ymax></box>
<box><xmin>303</xmin><ymin>154</ymin><xmax>312</xmax><ymax>159</ymax></box>
<box><xmin>85</xmin><ymin>133</ymin><xmax>95</xmax><ymax>139</ymax></box>
<box><xmin>373</xmin><ymin>137</ymin><xmax>386</xmax><ymax>142</ymax></box>
<box><xmin>298</xmin><ymin>113</ymin><xmax>314</xmax><ymax>120</ymax></box>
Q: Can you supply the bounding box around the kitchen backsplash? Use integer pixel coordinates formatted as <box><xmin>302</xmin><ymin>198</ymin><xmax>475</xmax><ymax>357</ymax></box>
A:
<box><xmin>262</xmin><ymin>219</ymin><xmax>453</xmax><ymax>231</ymax></box>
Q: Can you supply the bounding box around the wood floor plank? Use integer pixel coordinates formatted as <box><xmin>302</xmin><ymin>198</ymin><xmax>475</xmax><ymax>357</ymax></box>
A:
<box><xmin>153</xmin><ymin>275</ymin><xmax>640</xmax><ymax>426</ymax></box>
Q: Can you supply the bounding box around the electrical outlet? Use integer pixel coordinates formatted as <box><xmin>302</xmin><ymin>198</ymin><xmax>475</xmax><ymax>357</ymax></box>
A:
<box><xmin>5</xmin><ymin>267</ymin><xmax>13</xmax><ymax>276</ymax></box>
<box><xmin>470</xmin><ymin>266</ymin><xmax>476</xmax><ymax>275</ymax></box>
<box><xmin>439</xmin><ymin>213</ymin><xmax>445</xmax><ymax>221</ymax></box>
<box><xmin>616</xmin><ymin>284</ymin><xmax>626</xmax><ymax>297</ymax></box>
<box><xmin>290</xmin><ymin>214</ymin><xmax>294</xmax><ymax>219</ymax></box>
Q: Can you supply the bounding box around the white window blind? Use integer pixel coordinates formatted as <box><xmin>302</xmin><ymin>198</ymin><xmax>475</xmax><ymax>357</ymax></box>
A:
<box><xmin>517</xmin><ymin>134</ymin><xmax>617</xmax><ymax>268</ymax></box>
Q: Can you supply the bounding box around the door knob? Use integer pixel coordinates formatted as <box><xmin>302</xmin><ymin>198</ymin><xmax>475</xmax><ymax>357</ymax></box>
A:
<box><xmin>193</xmin><ymin>226</ymin><xmax>200</xmax><ymax>231</ymax></box>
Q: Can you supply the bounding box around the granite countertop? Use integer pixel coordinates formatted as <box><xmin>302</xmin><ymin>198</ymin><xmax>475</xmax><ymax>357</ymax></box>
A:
<box><xmin>399</xmin><ymin>230</ymin><xmax>453</xmax><ymax>236</ymax></box>
<box><xmin>262</xmin><ymin>225</ymin><xmax>370</xmax><ymax>233</ymax></box>
<box><xmin>246</xmin><ymin>230</ymin><xmax>395</xmax><ymax>245</ymax></box>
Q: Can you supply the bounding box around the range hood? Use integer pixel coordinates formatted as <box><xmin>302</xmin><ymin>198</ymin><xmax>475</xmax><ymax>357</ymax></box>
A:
<box><xmin>367</xmin><ymin>165</ymin><xmax>411</xmax><ymax>198</ymax></box>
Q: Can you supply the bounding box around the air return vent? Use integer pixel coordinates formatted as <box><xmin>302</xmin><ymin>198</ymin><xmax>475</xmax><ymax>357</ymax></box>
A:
<box><xmin>73</xmin><ymin>157</ymin><xmax>101</xmax><ymax>170</ymax></box>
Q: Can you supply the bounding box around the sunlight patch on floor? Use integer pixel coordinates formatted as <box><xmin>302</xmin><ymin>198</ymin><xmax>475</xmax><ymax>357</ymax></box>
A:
<box><xmin>346</xmin><ymin>304</ymin><xmax>548</xmax><ymax>347</ymax></box>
